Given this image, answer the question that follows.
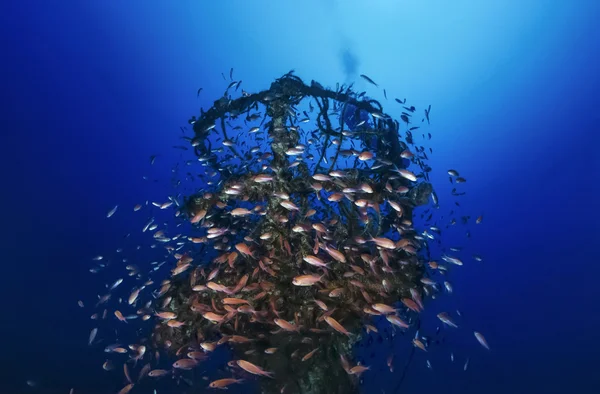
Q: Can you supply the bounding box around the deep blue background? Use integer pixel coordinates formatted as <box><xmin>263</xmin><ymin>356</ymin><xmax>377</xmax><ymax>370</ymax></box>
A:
<box><xmin>1</xmin><ymin>1</ymin><xmax>599</xmax><ymax>393</ymax></box>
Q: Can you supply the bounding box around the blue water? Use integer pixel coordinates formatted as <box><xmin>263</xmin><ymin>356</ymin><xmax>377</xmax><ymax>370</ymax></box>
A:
<box><xmin>1</xmin><ymin>1</ymin><xmax>599</xmax><ymax>393</ymax></box>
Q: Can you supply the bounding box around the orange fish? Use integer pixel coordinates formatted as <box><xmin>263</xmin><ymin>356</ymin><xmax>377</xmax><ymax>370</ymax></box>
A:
<box><xmin>303</xmin><ymin>255</ymin><xmax>328</xmax><ymax>268</ymax></box>
<box><xmin>207</xmin><ymin>282</ymin><xmax>233</xmax><ymax>294</ymax></box>
<box><xmin>167</xmin><ymin>320</ymin><xmax>185</xmax><ymax>328</ymax></box>
<box><xmin>114</xmin><ymin>310</ymin><xmax>127</xmax><ymax>323</ymax></box>
<box><xmin>209</xmin><ymin>378</ymin><xmax>244</xmax><ymax>389</ymax></box>
<box><xmin>236</xmin><ymin>360</ymin><xmax>274</xmax><ymax>378</ymax></box>
<box><xmin>202</xmin><ymin>312</ymin><xmax>225</xmax><ymax>323</ymax></box>
<box><xmin>302</xmin><ymin>348</ymin><xmax>319</xmax><ymax>361</ymax></box>
<box><xmin>223</xmin><ymin>298</ymin><xmax>249</xmax><ymax>305</ymax></box>
<box><xmin>201</xmin><ymin>341</ymin><xmax>217</xmax><ymax>352</ymax></box>
<box><xmin>358</xmin><ymin>151</ymin><xmax>374</xmax><ymax>161</ymax></box>
<box><xmin>349</xmin><ymin>365</ymin><xmax>370</xmax><ymax>376</ymax></box>
<box><xmin>155</xmin><ymin>311</ymin><xmax>177</xmax><ymax>320</ymax></box>
<box><xmin>372</xmin><ymin>303</ymin><xmax>396</xmax><ymax>315</ymax></box>
<box><xmin>323</xmin><ymin>244</ymin><xmax>346</xmax><ymax>263</ymax></box>
<box><xmin>274</xmin><ymin>318</ymin><xmax>300</xmax><ymax>332</ymax></box>
<box><xmin>190</xmin><ymin>209</ymin><xmax>207</xmax><ymax>223</ymax></box>
<box><xmin>413</xmin><ymin>338</ymin><xmax>427</xmax><ymax>351</ymax></box>
<box><xmin>124</xmin><ymin>363</ymin><xmax>133</xmax><ymax>384</ymax></box>
<box><xmin>324</xmin><ymin>316</ymin><xmax>351</xmax><ymax>337</ymax></box>
<box><xmin>117</xmin><ymin>383</ymin><xmax>134</xmax><ymax>394</ymax></box>
<box><xmin>401</xmin><ymin>298</ymin><xmax>421</xmax><ymax>313</ymax></box>
<box><xmin>292</xmin><ymin>275</ymin><xmax>322</xmax><ymax>286</ymax></box>
<box><xmin>386</xmin><ymin>315</ymin><xmax>409</xmax><ymax>328</ymax></box>
<box><xmin>369</xmin><ymin>237</ymin><xmax>396</xmax><ymax>250</ymax></box>
<box><xmin>314</xmin><ymin>299</ymin><xmax>328</xmax><ymax>311</ymax></box>
<box><xmin>437</xmin><ymin>312</ymin><xmax>458</xmax><ymax>328</ymax></box>
<box><xmin>230</xmin><ymin>208</ymin><xmax>252</xmax><ymax>217</ymax></box>
<box><xmin>235</xmin><ymin>243</ymin><xmax>253</xmax><ymax>257</ymax></box>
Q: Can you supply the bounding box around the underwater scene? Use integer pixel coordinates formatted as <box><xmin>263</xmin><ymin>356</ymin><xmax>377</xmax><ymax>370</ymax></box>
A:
<box><xmin>1</xmin><ymin>1</ymin><xmax>599</xmax><ymax>394</ymax></box>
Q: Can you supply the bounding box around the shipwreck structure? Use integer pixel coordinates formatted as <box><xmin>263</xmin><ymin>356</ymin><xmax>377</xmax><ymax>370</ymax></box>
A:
<box><xmin>151</xmin><ymin>73</ymin><xmax>434</xmax><ymax>394</ymax></box>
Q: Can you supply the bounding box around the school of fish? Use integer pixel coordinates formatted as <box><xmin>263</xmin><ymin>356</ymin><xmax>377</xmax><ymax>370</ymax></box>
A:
<box><xmin>80</xmin><ymin>71</ymin><xmax>489</xmax><ymax>394</ymax></box>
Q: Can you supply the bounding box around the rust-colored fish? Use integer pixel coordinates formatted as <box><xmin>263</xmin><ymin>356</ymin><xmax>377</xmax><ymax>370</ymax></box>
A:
<box><xmin>324</xmin><ymin>316</ymin><xmax>351</xmax><ymax>337</ymax></box>
<box><xmin>173</xmin><ymin>358</ymin><xmax>198</xmax><ymax>370</ymax></box>
<box><xmin>292</xmin><ymin>274</ymin><xmax>322</xmax><ymax>286</ymax></box>
<box><xmin>274</xmin><ymin>318</ymin><xmax>300</xmax><ymax>332</ymax></box>
<box><xmin>209</xmin><ymin>378</ymin><xmax>244</xmax><ymax>388</ymax></box>
<box><xmin>236</xmin><ymin>360</ymin><xmax>274</xmax><ymax>378</ymax></box>
<box><xmin>117</xmin><ymin>383</ymin><xmax>134</xmax><ymax>394</ymax></box>
<box><xmin>302</xmin><ymin>348</ymin><xmax>319</xmax><ymax>361</ymax></box>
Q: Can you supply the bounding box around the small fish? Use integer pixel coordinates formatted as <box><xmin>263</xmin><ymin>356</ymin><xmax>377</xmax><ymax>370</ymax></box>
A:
<box><xmin>209</xmin><ymin>378</ymin><xmax>244</xmax><ymax>389</ymax></box>
<box><xmin>302</xmin><ymin>348</ymin><xmax>319</xmax><ymax>361</ymax></box>
<box><xmin>360</xmin><ymin>74</ymin><xmax>378</xmax><ymax>87</ymax></box>
<box><xmin>236</xmin><ymin>360</ymin><xmax>274</xmax><ymax>378</ymax></box>
<box><xmin>444</xmin><ymin>281</ymin><xmax>453</xmax><ymax>293</ymax></box>
<box><xmin>118</xmin><ymin>383</ymin><xmax>134</xmax><ymax>394</ymax></box>
<box><xmin>128</xmin><ymin>288</ymin><xmax>140</xmax><ymax>305</ymax></box>
<box><xmin>274</xmin><ymin>318</ymin><xmax>300</xmax><ymax>332</ymax></box>
<box><xmin>292</xmin><ymin>275</ymin><xmax>322</xmax><ymax>286</ymax></box>
<box><xmin>474</xmin><ymin>331</ymin><xmax>490</xmax><ymax>350</ymax></box>
<box><xmin>124</xmin><ymin>363</ymin><xmax>133</xmax><ymax>384</ymax></box>
<box><xmin>88</xmin><ymin>328</ymin><xmax>98</xmax><ymax>345</ymax></box>
<box><xmin>173</xmin><ymin>359</ymin><xmax>198</xmax><ymax>370</ymax></box>
<box><xmin>324</xmin><ymin>316</ymin><xmax>351</xmax><ymax>337</ymax></box>
<box><xmin>303</xmin><ymin>255</ymin><xmax>328</xmax><ymax>268</ymax></box>
<box><xmin>110</xmin><ymin>278</ymin><xmax>123</xmax><ymax>290</ymax></box>
<box><xmin>358</xmin><ymin>151</ymin><xmax>374</xmax><ymax>161</ymax></box>
<box><xmin>441</xmin><ymin>255</ymin><xmax>463</xmax><ymax>266</ymax></box>
<box><xmin>349</xmin><ymin>365</ymin><xmax>370</xmax><ymax>376</ymax></box>
<box><xmin>437</xmin><ymin>312</ymin><xmax>458</xmax><ymax>328</ymax></box>
<box><xmin>106</xmin><ymin>205</ymin><xmax>118</xmax><ymax>218</ymax></box>
<box><xmin>386</xmin><ymin>315</ymin><xmax>409</xmax><ymax>329</ymax></box>
<box><xmin>197</xmin><ymin>88</ymin><xmax>203</xmax><ymax>97</ymax></box>
<box><xmin>280</xmin><ymin>200</ymin><xmax>300</xmax><ymax>211</ymax></box>
<box><xmin>148</xmin><ymin>369</ymin><xmax>170</xmax><ymax>377</ymax></box>
<box><xmin>413</xmin><ymin>338</ymin><xmax>427</xmax><ymax>352</ymax></box>
<box><xmin>463</xmin><ymin>357</ymin><xmax>470</xmax><ymax>371</ymax></box>
<box><xmin>393</xmin><ymin>167</ymin><xmax>417</xmax><ymax>182</ymax></box>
